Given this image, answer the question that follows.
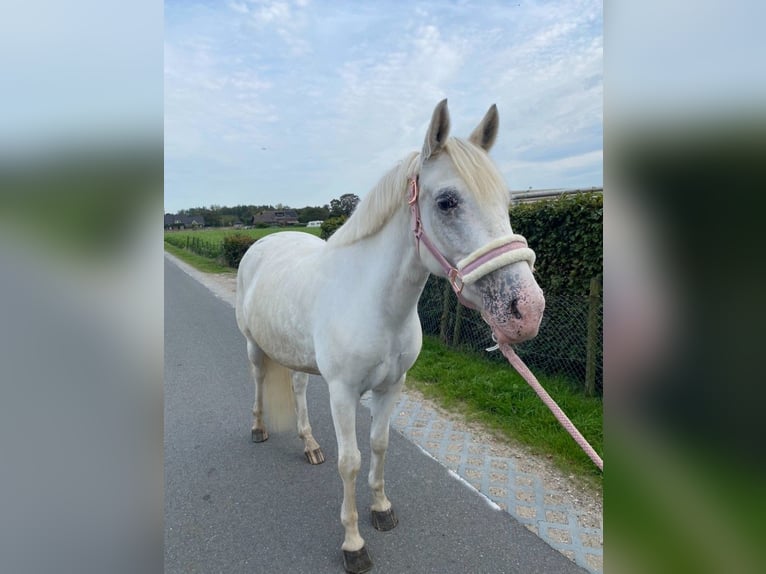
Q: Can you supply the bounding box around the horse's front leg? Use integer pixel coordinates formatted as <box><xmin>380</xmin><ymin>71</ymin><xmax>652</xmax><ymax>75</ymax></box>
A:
<box><xmin>368</xmin><ymin>376</ymin><xmax>404</xmax><ymax>532</ymax></box>
<box><xmin>329</xmin><ymin>385</ymin><xmax>372</xmax><ymax>574</ymax></box>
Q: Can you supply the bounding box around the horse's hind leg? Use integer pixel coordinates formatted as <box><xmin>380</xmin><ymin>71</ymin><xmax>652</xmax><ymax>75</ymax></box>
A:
<box><xmin>368</xmin><ymin>375</ymin><xmax>405</xmax><ymax>532</ymax></box>
<box><xmin>291</xmin><ymin>371</ymin><xmax>324</xmax><ymax>464</ymax></box>
<box><xmin>246</xmin><ymin>340</ymin><xmax>268</xmax><ymax>443</ymax></box>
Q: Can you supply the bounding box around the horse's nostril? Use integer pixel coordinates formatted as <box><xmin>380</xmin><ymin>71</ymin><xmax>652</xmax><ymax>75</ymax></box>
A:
<box><xmin>510</xmin><ymin>297</ymin><xmax>522</xmax><ymax>319</ymax></box>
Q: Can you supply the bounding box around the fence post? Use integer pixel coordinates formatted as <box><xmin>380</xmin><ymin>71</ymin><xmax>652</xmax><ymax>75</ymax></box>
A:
<box><xmin>585</xmin><ymin>275</ymin><xmax>601</xmax><ymax>396</ymax></box>
<box><xmin>451</xmin><ymin>296</ymin><xmax>464</xmax><ymax>347</ymax></box>
<box><xmin>439</xmin><ymin>280</ymin><xmax>452</xmax><ymax>342</ymax></box>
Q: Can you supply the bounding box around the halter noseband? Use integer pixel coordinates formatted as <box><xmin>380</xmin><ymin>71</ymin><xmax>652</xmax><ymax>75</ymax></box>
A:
<box><xmin>407</xmin><ymin>176</ymin><xmax>536</xmax><ymax>304</ymax></box>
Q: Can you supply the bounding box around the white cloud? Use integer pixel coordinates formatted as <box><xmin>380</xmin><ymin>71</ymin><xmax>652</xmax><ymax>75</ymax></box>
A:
<box><xmin>241</xmin><ymin>0</ymin><xmax>312</xmax><ymax>55</ymax></box>
<box><xmin>253</xmin><ymin>1</ymin><xmax>289</xmax><ymax>24</ymax></box>
<box><xmin>228</xmin><ymin>2</ymin><xmax>249</xmax><ymax>15</ymax></box>
<box><xmin>164</xmin><ymin>0</ymin><xmax>602</xmax><ymax>212</ymax></box>
<box><xmin>503</xmin><ymin>149</ymin><xmax>603</xmax><ymax>188</ymax></box>
<box><xmin>164</xmin><ymin>33</ymin><xmax>276</xmax><ymax>163</ymax></box>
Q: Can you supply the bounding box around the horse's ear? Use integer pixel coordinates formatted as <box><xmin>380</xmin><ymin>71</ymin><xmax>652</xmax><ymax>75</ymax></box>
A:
<box><xmin>468</xmin><ymin>104</ymin><xmax>499</xmax><ymax>151</ymax></box>
<box><xmin>422</xmin><ymin>99</ymin><xmax>451</xmax><ymax>161</ymax></box>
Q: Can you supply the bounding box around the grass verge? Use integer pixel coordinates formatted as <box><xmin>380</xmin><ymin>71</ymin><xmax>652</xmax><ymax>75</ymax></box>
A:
<box><xmin>164</xmin><ymin>242</ymin><xmax>234</xmax><ymax>274</ymax></box>
<box><xmin>164</xmin><ymin>226</ymin><xmax>321</xmax><ymax>245</ymax></box>
<box><xmin>409</xmin><ymin>335</ymin><xmax>603</xmax><ymax>482</ymax></box>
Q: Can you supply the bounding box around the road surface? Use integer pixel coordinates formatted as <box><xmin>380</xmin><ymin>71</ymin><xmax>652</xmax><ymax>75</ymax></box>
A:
<box><xmin>164</xmin><ymin>259</ymin><xmax>587</xmax><ymax>574</ymax></box>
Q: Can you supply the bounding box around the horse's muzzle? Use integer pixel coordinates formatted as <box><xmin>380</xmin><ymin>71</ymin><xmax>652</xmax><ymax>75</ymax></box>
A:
<box><xmin>480</xmin><ymin>274</ymin><xmax>545</xmax><ymax>345</ymax></box>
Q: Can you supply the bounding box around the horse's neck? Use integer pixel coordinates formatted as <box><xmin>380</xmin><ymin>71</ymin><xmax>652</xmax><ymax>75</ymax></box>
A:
<box><xmin>345</xmin><ymin>203</ymin><xmax>429</xmax><ymax>321</ymax></box>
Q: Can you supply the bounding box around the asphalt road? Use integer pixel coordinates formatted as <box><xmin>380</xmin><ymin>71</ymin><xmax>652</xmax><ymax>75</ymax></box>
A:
<box><xmin>164</xmin><ymin>259</ymin><xmax>587</xmax><ymax>574</ymax></box>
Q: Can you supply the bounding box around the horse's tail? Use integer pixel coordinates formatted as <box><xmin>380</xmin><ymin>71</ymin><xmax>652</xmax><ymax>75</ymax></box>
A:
<box><xmin>262</xmin><ymin>355</ymin><xmax>297</xmax><ymax>433</ymax></box>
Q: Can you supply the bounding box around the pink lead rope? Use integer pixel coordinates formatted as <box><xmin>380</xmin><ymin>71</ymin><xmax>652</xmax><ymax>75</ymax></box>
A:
<box><xmin>499</xmin><ymin>343</ymin><xmax>604</xmax><ymax>472</ymax></box>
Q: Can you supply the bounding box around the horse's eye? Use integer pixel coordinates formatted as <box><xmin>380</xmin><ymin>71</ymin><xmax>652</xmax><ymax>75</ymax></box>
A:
<box><xmin>436</xmin><ymin>193</ymin><xmax>459</xmax><ymax>211</ymax></box>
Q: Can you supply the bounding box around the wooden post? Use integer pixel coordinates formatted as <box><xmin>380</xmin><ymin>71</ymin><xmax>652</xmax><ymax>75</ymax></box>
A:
<box><xmin>585</xmin><ymin>276</ymin><xmax>601</xmax><ymax>396</ymax></box>
<box><xmin>451</xmin><ymin>296</ymin><xmax>464</xmax><ymax>347</ymax></box>
<box><xmin>439</xmin><ymin>280</ymin><xmax>452</xmax><ymax>343</ymax></box>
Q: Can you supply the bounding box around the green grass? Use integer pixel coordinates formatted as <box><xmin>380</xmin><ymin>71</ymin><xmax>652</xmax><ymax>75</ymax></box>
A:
<box><xmin>164</xmin><ymin>226</ymin><xmax>322</xmax><ymax>273</ymax></box>
<box><xmin>164</xmin><ymin>225</ymin><xmax>321</xmax><ymax>245</ymax></box>
<box><xmin>409</xmin><ymin>335</ymin><xmax>603</xmax><ymax>482</ymax></box>
<box><xmin>163</xmin><ymin>242</ymin><xmax>234</xmax><ymax>273</ymax></box>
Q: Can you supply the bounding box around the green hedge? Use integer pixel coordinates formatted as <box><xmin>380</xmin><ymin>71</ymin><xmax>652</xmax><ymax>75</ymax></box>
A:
<box><xmin>511</xmin><ymin>192</ymin><xmax>603</xmax><ymax>297</ymax></box>
<box><xmin>320</xmin><ymin>215</ymin><xmax>348</xmax><ymax>240</ymax></box>
<box><xmin>222</xmin><ymin>233</ymin><xmax>256</xmax><ymax>268</ymax></box>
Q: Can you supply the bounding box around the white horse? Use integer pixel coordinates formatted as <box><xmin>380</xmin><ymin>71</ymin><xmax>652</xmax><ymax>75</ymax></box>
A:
<box><xmin>235</xmin><ymin>99</ymin><xmax>545</xmax><ymax>573</ymax></box>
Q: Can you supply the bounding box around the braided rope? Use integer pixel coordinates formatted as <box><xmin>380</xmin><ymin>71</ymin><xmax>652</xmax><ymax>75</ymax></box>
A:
<box><xmin>499</xmin><ymin>343</ymin><xmax>603</xmax><ymax>471</ymax></box>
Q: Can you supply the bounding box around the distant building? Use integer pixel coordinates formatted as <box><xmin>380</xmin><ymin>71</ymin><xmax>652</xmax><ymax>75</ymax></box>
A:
<box><xmin>251</xmin><ymin>209</ymin><xmax>300</xmax><ymax>226</ymax></box>
<box><xmin>510</xmin><ymin>187</ymin><xmax>603</xmax><ymax>205</ymax></box>
<box><xmin>306</xmin><ymin>220</ymin><xmax>323</xmax><ymax>228</ymax></box>
<box><xmin>164</xmin><ymin>213</ymin><xmax>205</xmax><ymax>230</ymax></box>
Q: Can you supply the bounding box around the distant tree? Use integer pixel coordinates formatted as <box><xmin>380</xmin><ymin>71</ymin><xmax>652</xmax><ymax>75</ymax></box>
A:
<box><xmin>185</xmin><ymin>206</ymin><xmax>218</xmax><ymax>226</ymax></box>
<box><xmin>177</xmin><ymin>203</ymin><xmax>281</xmax><ymax>227</ymax></box>
<box><xmin>329</xmin><ymin>193</ymin><xmax>360</xmax><ymax>217</ymax></box>
<box><xmin>219</xmin><ymin>214</ymin><xmax>240</xmax><ymax>227</ymax></box>
<box><xmin>298</xmin><ymin>205</ymin><xmax>331</xmax><ymax>224</ymax></box>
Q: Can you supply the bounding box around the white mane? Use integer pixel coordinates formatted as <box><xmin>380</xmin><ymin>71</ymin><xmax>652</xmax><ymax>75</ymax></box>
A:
<box><xmin>326</xmin><ymin>152</ymin><xmax>420</xmax><ymax>247</ymax></box>
<box><xmin>327</xmin><ymin>138</ymin><xmax>508</xmax><ymax>248</ymax></box>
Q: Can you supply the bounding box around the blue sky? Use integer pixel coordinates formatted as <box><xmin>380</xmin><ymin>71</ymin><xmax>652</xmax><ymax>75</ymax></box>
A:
<box><xmin>164</xmin><ymin>0</ymin><xmax>602</xmax><ymax>213</ymax></box>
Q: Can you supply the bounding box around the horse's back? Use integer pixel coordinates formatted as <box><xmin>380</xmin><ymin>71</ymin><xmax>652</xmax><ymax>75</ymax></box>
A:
<box><xmin>238</xmin><ymin>231</ymin><xmax>323</xmax><ymax>285</ymax></box>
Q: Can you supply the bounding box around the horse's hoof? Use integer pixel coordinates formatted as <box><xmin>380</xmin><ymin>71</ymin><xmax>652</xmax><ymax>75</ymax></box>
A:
<box><xmin>305</xmin><ymin>447</ymin><xmax>325</xmax><ymax>465</ymax></box>
<box><xmin>343</xmin><ymin>546</ymin><xmax>373</xmax><ymax>574</ymax></box>
<box><xmin>371</xmin><ymin>507</ymin><xmax>398</xmax><ymax>531</ymax></box>
<box><xmin>251</xmin><ymin>429</ymin><xmax>268</xmax><ymax>443</ymax></box>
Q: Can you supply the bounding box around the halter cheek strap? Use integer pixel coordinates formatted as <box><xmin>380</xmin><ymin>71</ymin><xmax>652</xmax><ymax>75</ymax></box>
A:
<box><xmin>407</xmin><ymin>176</ymin><xmax>535</xmax><ymax>300</ymax></box>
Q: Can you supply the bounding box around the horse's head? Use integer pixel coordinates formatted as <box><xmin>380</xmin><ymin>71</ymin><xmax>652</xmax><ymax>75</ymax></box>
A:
<box><xmin>412</xmin><ymin>99</ymin><xmax>545</xmax><ymax>345</ymax></box>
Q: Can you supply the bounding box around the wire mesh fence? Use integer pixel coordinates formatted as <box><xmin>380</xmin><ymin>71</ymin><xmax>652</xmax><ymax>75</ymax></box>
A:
<box><xmin>165</xmin><ymin>234</ymin><xmax>222</xmax><ymax>260</ymax></box>
<box><xmin>417</xmin><ymin>275</ymin><xmax>603</xmax><ymax>396</ymax></box>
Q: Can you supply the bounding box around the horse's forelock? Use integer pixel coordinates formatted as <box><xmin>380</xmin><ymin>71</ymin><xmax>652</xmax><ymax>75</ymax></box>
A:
<box><xmin>442</xmin><ymin>138</ymin><xmax>508</xmax><ymax>205</ymax></box>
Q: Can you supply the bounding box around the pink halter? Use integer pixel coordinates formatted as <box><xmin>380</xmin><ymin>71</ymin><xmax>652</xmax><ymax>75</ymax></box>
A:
<box><xmin>407</xmin><ymin>176</ymin><xmax>536</xmax><ymax>307</ymax></box>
